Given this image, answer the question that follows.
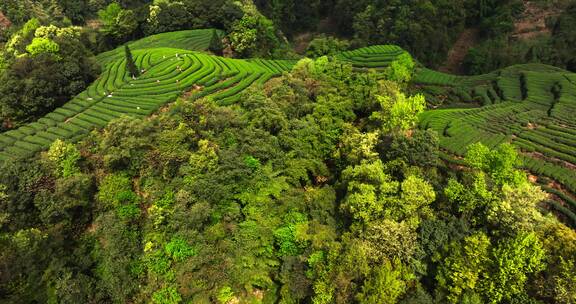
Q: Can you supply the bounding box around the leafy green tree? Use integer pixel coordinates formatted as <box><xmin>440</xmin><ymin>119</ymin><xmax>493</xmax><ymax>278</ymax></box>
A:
<box><xmin>340</xmin><ymin>159</ymin><xmax>398</xmax><ymax>223</ymax></box>
<box><xmin>0</xmin><ymin>24</ymin><xmax>99</xmax><ymax>128</ymax></box>
<box><xmin>229</xmin><ymin>12</ymin><xmax>279</xmax><ymax>58</ymax></box>
<box><xmin>356</xmin><ymin>258</ymin><xmax>415</xmax><ymax>304</ymax></box>
<box><xmin>217</xmin><ymin>286</ymin><xmax>235</xmax><ymax>304</ymax></box>
<box><xmin>397</xmin><ymin>175</ymin><xmax>435</xmax><ymax>226</ymax></box>
<box><xmin>165</xmin><ymin>237</ymin><xmax>196</xmax><ymax>262</ymax></box>
<box><xmin>387</xmin><ymin>129</ymin><xmax>439</xmax><ymax>167</ymax></box>
<box><xmin>444</xmin><ymin>172</ymin><xmax>493</xmax><ymax>216</ymax></box>
<box><xmin>334</xmin><ymin>124</ymin><xmax>379</xmax><ymax>166</ymax></box>
<box><xmin>208</xmin><ymin>30</ymin><xmax>223</xmax><ymax>56</ymax></box>
<box><xmin>305</xmin><ymin>35</ymin><xmax>350</xmax><ymax>58</ymax></box>
<box><xmin>98</xmin><ymin>2</ymin><xmax>137</xmax><ymax>44</ymax></box>
<box><xmin>385</xmin><ymin>53</ymin><xmax>415</xmax><ymax>83</ymax></box>
<box><xmin>481</xmin><ymin>232</ymin><xmax>546</xmax><ymax>303</ymax></box>
<box><xmin>486</xmin><ymin>182</ymin><xmax>547</xmax><ymax>234</ymax></box>
<box><xmin>361</xmin><ymin>219</ymin><xmax>417</xmax><ymax>264</ymax></box>
<box><xmin>97</xmin><ymin>173</ymin><xmax>133</xmax><ymax>207</ymax></box>
<box><xmin>534</xmin><ymin>222</ymin><xmax>576</xmax><ymax>303</ymax></box>
<box><xmin>274</xmin><ymin>211</ymin><xmax>308</xmax><ymax>256</ymax></box>
<box><xmin>46</xmin><ymin>139</ymin><xmax>81</xmax><ymax>177</ymax></box>
<box><xmin>26</xmin><ymin>37</ymin><xmax>60</xmax><ymax>57</ymax></box>
<box><xmin>465</xmin><ymin>143</ymin><xmax>526</xmax><ymax>187</ymax></box>
<box><xmin>436</xmin><ymin>232</ymin><xmax>491</xmax><ymax>303</ymax></box>
<box><xmin>371</xmin><ymin>89</ymin><xmax>426</xmax><ymax>133</ymax></box>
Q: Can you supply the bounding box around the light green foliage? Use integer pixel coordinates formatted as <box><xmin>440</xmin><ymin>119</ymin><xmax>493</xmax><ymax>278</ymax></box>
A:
<box><xmin>148</xmin><ymin>191</ymin><xmax>176</xmax><ymax>228</ymax></box>
<box><xmin>217</xmin><ymin>286</ymin><xmax>235</xmax><ymax>304</ymax></box>
<box><xmin>436</xmin><ymin>232</ymin><xmax>491</xmax><ymax>303</ymax></box>
<box><xmin>98</xmin><ymin>3</ymin><xmax>137</xmax><ymax>42</ymax></box>
<box><xmin>465</xmin><ymin>143</ymin><xmax>526</xmax><ymax>187</ymax></box>
<box><xmin>487</xmin><ymin>183</ymin><xmax>547</xmax><ymax>233</ymax></box>
<box><xmin>116</xmin><ymin>203</ymin><xmax>140</xmax><ymax>221</ymax></box>
<box><xmin>97</xmin><ymin>2</ymin><xmax>121</xmax><ymax>26</ymax></box>
<box><xmin>535</xmin><ymin>222</ymin><xmax>576</xmax><ymax>304</ymax></box>
<box><xmin>243</xmin><ymin>155</ymin><xmax>261</xmax><ymax>170</ymax></box>
<box><xmin>361</xmin><ymin>219</ymin><xmax>417</xmax><ymax>264</ymax></box>
<box><xmin>341</xmin><ymin>159</ymin><xmax>398</xmax><ymax>222</ymax></box>
<box><xmin>156</xmin><ymin>122</ymin><xmax>194</xmax><ymax>162</ymax></box>
<box><xmin>385</xmin><ymin>53</ymin><xmax>415</xmax><ymax>83</ymax></box>
<box><xmin>482</xmin><ymin>232</ymin><xmax>546</xmax><ymax>303</ymax></box>
<box><xmin>146</xmin><ymin>249</ymin><xmax>172</xmax><ymax>275</ymax></box>
<box><xmin>296</xmin><ymin>56</ymin><xmax>354</xmax><ymax>81</ymax></box>
<box><xmin>164</xmin><ymin>237</ymin><xmax>196</xmax><ymax>262</ymax></box>
<box><xmin>34</xmin><ymin>25</ymin><xmax>82</xmax><ymax>40</ymax></box>
<box><xmin>188</xmin><ymin>140</ymin><xmax>218</xmax><ymax>173</ymax></box>
<box><xmin>444</xmin><ymin>173</ymin><xmax>493</xmax><ymax>215</ymax></box>
<box><xmin>155</xmin><ymin>191</ymin><xmax>175</xmax><ymax>209</ymax></box>
<box><xmin>26</xmin><ymin>37</ymin><xmax>60</xmax><ymax>57</ymax></box>
<box><xmin>398</xmin><ymin>175</ymin><xmax>435</xmax><ymax>226</ymax></box>
<box><xmin>372</xmin><ymin>89</ymin><xmax>426</xmax><ymax>133</ymax></box>
<box><xmin>46</xmin><ymin>139</ymin><xmax>80</xmax><ymax>178</ymax></box>
<box><xmin>438</xmin><ymin>231</ymin><xmax>546</xmax><ymax>303</ymax></box>
<box><xmin>274</xmin><ymin>212</ymin><xmax>308</xmax><ymax>256</ymax></box>
<box><xmin>97</xmin><ymin>173</ymin><xmax>133</xmax><ymax>207</ymax></box>
<box><xmin>152</xmin><ymin>286</ymin><xmax>182</xmax><ymax>304</ymax></box>
<box><xmin>22</xmin><ymin>18</ymin><xmax>41</xmax><ymax>38</ymax></box>
<box><xmin>356</xmin><ymin>258</ymin><xmax>415</xmax><ymax>304</ymax></box>
<box><xmin>334</xmin><ymin>124</ymin><xmax>379</xmax><ymax>165</ymax></box>
<box><xmin>549</xmin><ymin>257</ymin><xmax>576</xmax><ymax>304</ymax></box>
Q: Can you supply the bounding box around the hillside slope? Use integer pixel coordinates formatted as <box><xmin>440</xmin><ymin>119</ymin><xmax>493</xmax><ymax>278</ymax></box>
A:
<box><xmin>417</xmin><ymin>64</ymin><xmax>576</xmax><ymax>225</ymax></box>
<box><xmin>0</xmin><ymin>29</ymin><xmax>574</xmax><ymax>225</ymax></box>
<box><xmin>0</xmin><ymin>30</ymin><xmax>410</xmax><ymax>161</ymax></box>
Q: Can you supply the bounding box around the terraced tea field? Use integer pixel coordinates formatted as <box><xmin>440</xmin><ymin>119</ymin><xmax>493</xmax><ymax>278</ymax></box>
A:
<box><xmin>417</xmin><ymin>64</ymin><xmax>576</xmax><ymax>225</ymax></box>
<box><xmin>336</xmin><ymin>44</ymin><xmax>408</xmax><ymax>70</ymax></box>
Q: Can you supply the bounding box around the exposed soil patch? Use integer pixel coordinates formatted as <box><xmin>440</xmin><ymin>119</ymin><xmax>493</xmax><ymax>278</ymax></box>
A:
<box><xmin>0</xmin><ymin>12</ymin><xmax>11</xmax><ymax>30</ymax></box>
<box><xmin>439</xmin><ymin>28</ymin><xmax>479</xmax><ymax>75</ymax></box>
<box><xmin>512</xmin><ymin>1</ymin><xmax>562</xmax><ymax>40</ymax></box>
<box><xmin>85</xmin><ymin>19</ymin><xmax>102</xmax><ymax>30</ymax></box>
<box><xmin>293</xmin><ymin>32</ymin><xmax>314</xmax><ymax>54</ymax></box>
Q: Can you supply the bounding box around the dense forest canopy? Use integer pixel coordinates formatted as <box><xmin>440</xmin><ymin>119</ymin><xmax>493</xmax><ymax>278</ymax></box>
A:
<box><xmin>0</xmin><ymin>1</ymin><xmax>575</xmax><ymax>304</ymax></box>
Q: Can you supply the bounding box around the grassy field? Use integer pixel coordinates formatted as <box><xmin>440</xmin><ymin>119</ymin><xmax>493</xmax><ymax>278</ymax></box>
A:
<box><xmin>416</xmin><ymin>63</ymin><xmax>576</xmax><ymax>225</ymax></box>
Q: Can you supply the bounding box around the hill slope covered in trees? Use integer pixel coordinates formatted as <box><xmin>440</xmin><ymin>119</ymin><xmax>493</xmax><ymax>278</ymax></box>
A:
<box><xmin>1</xmin><ymin>1</ymin><xmax>576</xmax><ymax>304</ymax></box>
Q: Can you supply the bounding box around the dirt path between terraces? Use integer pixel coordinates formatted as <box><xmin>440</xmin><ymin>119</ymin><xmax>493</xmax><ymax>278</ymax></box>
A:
<box><xmin>438</xmin><ymin>28</ymin><xmax>479</xmax><ymax>75</ymax></box>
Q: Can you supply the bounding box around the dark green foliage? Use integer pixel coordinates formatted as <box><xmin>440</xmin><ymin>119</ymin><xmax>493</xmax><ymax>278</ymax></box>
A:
<box><xmin>306</xmin><ymin>35</ymin><xmax>350</xmax><ymax>58</ymax></box>
<box><xmin>143</xmin><ymin>0</ymin><xmax>243</xmax><ymax>35</ymax></box>
<box><xmin>0</xmin><ymin>24</ymin><xmax>99</xmax><ymax>129</ymax></box>
<box><xmin>463</xmin><ymin>3</ymin><xmax>576</xmax><ymax>74</ymax></box>
<box><xmin>124</xmin><ymin>45</ymin><xmax>140</xmax><ymax>78</ymax></box>
<box><xmin>208</xmin><ymin>30</ymin><xmax>223</xmax><ymax>56</ymax></box>
<box><xmin>386</xmin><ymin>129</ymin><xmax>440</xmax><ymax>167</ymax></box>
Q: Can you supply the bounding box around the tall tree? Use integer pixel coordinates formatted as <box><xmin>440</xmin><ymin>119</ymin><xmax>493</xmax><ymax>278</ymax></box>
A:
<box><xmin>124</xmin><ymin>45</ymin><xmax>139</xmax><ymax>78</ymax></box>
<box><xmin>208</xmin><ymin>30</ymin><xmax>223</xmax><ymax>56</ymax></box>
